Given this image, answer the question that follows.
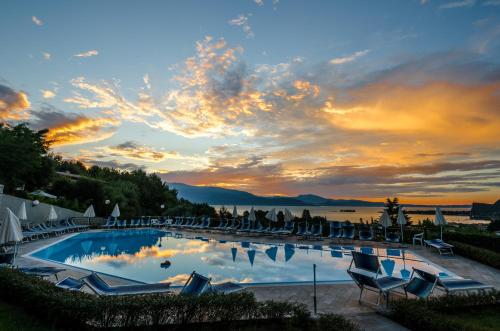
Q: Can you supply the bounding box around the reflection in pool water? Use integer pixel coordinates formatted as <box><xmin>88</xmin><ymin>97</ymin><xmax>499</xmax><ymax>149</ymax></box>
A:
<box><xmin>29</xmin><ymin>229</ymin><xmax>456</xmax><ymax>285</ymax></box>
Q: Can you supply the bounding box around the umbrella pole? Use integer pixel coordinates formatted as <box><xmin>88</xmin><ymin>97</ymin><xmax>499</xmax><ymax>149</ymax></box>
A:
<box><xmin>400</xmin><ymin>224</ymin><xmax>404</xmax><ymax>242</ymax></box>
<box><xmin>440</xmin><ymin>226</ymin><xmax>443</xmax><ymax>241</ymax></box>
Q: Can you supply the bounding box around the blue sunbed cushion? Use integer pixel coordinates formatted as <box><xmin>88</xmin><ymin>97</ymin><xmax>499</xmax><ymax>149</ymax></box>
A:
<box><xmin>440</xmin><ymin>279</ymin><xmax>492</xmax><ymax>290</ymax></box>
<box><xmin>405</xmin><ymin>277</ymin><xmax>434</xmax><ymax>298</ymax></box>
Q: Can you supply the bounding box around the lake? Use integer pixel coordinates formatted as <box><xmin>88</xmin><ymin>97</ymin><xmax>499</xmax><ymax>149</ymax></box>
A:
<box><xmin>211</xmin><ymin>205</ymin><xmax>489</xmax><ymax>224</ymax></box>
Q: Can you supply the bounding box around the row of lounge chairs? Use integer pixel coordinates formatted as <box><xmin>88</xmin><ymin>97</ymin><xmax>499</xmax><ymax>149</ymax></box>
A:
<box><xmin>21</xmin><ymin>219</ymin><xmax>89</xmax><ymax>242</ymax></box>
<box><xmin>56</xmin><ymin>270</ymin><xmax>242</xmax><ymax>296</ymax></box>
<box><xmin>347</xmin><ymin>251</ymin><xmax>493</xmax><ymax>306</ymax></box>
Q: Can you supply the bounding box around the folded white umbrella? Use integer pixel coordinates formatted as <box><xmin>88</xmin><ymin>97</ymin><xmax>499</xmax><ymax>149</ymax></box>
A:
<box><xmin>435</xmin><ymin>207</ymin><xmax>447</xmax><ymax>240</ymax></box>
<box><xmin>111</xmin><ymin>203</ymin><xmax>120</xmax><ymax>218</ymax></box>
<box><xmin>380</xmin><ymin>209</ymin><xmax>392</xmax><ymax>238</ymax></box>
<box><xmin>248</xmin><ymin>207</ymin><xmax>256</xmax><ymax>222</ymax></box>
<box><xmin>284</xmin><ymin>208</ymin><xmax>294</xmax><ymax>222</ymax></box>
<box><xmin>47</xmin><ymin>205</ymin><xmax>58</xmax><ymax>222</ymax></box>
<box><xmin>232</xmin><ymin>205</ymin><xmax>238</xmax><ymax>219</ymax></box>
<box><xmin>83</xmin><ymin>205</ymin><xmax>96</xmax><ymax>218</ymax></box>
<box><xmin>266</xmin><ymin>208</ymin><xmax>277</xmax><ymax>223</ymax></box>
<box><xmin>17</xmin><ymin>202</ymin><xmax>27</xmax><ymax>221</ymax></box>
<box><xmin>397</xmin><ymin>207</ymin><xmax>407</xmax><ymax>241</ymax></box>
<box><xmin>0</xmin><ymin>208</ymin><xmax>24</xmax><ymax>245</ymax></box>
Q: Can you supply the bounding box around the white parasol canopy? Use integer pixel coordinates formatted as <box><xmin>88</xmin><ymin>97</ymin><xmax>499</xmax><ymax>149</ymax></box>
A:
<box><xmin>0</xmin><ymin>208</ymin><xmax>24</xmax><ymax>245</ymax></box>
<box><xmin>111</xmin><ymin>203</ymin><xmax>120</xmax><ymax>218</ymax></box>
<box><xmin>380</xmin><ymin>209</ymin><xmax>392</xmax><ymax>237</ymax></box>
<box><xmin>284</xmin><ymin>208</ymin><xmax>294</xmax><ymax>222</ymax></box>
<box><xmin>17</xmin><ymin>202</ymin><xmax>27</xmax><ymax>221</ymax></box>
<box><xmin>266</xmin><ymin>208</ymin><xmax>277</xmax><ymax>222</ymax></box>
<box><xmin>397</xmin><ymin>207</ymin><xmax>407</xmax><ymax>241</ymax></box>
<box><xmin>232</xmin><ymin>205</ymin><xmax>238</xmax><ymax>219</ymax></box>
<box><xmin>435</xmin><ymin>207</ymin><xmax>447</xmax><ymax>240</ymax></box>
<box><xmin>47</xmin><ymin>205</ymin><xmax>58</xmax><ymax>222</ymax></box>
<box><xmin>83</xmin><ymin>205</ymin><xmax>96</xmax><ymax>218</ymax></box>
<box><xmin>248</xmin><ymin>207</ymin><xmax>256</xmax><ymax>222</ymax></box>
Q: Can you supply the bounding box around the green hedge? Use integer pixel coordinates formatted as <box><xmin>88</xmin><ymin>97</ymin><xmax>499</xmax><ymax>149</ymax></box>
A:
<box><xmin>444</xmin><ymin>232</ymin><xmax>500</xmax><ymax>253</ymax></box>
<box><xmin>448</xmin><ymin>241</ymin><xmax>500</xmax><ymax>270</ymax></box>
<box><xmin>387</xmin><ymin>291</ymin><xmax>500</xmax><ymax>331</ymax></box>
<box><xmin>0</xmin><ymin>269</ymin><xmax>360</xmax><ymax>330</ymax></box>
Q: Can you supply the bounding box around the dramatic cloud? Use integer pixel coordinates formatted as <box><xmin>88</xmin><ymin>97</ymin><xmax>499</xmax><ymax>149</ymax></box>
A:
<box><xmin>0</xmin><ymin>85</ymin><xmax>31</xmax><ymax>121</ymax></box>
<box><xmin>102</xmin><ymin>141</ymin><xmax>179</xmax><ymax>162</ymax></box>
<box><xmin>41</xmin><ymin>89</ymin><xmax>56</xmax><ymax>99</ymax></box>
<box><xmin>74</xmin><ymin>50</ymin><xmax>99</xmax><ymax>58</ymax></box>
<box><xmin>330</xmin><ymin>50</ymin><xmax>369</xmax><ymax>65</ymax></box>
<box><xmin>78</xmin><ymin>158</ymin><xmax>145</xmax><ymax>171</ymax></box>
<box><xmin>31</xmin><ymin>107</ymin><xmax>119</xmax><ymax>146</ymax></box>
<box><xmin>228</xmin><ymin>14</ymin><xmax>254</xmax><ymax>38</ymax></box>
<box><xmin>31</xmin><ymin>16</ymin><xmax>43</xmax><ymax>26</ymax></box>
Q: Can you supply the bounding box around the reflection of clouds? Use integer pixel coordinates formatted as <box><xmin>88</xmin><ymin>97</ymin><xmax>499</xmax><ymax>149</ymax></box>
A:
<box><xmin>160</xmin><ymin>273</ymin><xmax>191</xmax><ymax>284</ymax></box>
<box><xmin>201</xmin><ymin>254</ymin><xmax>226</xmax><ymax>266</ymax></box>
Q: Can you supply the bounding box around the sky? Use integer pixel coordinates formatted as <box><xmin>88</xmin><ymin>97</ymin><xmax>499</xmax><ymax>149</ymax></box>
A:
<box><xmin>1</xmin><ymin>0</ymin><xmax>500</xmax><ymax>205</ymax></box>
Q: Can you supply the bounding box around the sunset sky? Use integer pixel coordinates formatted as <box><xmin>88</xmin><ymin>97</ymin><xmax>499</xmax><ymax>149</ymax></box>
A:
<box><xmin>1</xmin><ymin>0</ymin><xmax>500</xmax><ymax>204</ymax></box>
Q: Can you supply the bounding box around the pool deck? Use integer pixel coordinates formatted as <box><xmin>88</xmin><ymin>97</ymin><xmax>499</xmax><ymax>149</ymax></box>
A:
<box><xmin>13</xmin><ymin>228</ymin><xmax>500</xmax><ymax>331</ymax></box>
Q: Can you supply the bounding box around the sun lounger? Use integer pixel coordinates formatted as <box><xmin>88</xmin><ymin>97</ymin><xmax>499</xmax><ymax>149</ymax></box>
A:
<box><xmin>424</xmin><ymin>239</ymin><xmax>454</xmax><ymax>255</ymax></box>
<box><xmin>403</xmin><ymin>275</ymin><xmax>436</xmax><ymax>299</ymax></box>
<box><xmin>157</xmin><ymin>217</ymin><xmax>167</xmax><ymax>227</ymax></box>
<box><xmin>83</xmin><ymin>272</ymin><xmax>171</xmax><ymax>296</ymax></box>
<box><xmin>180</xmin><ymin>271</ymin><xmax>211</xmax><ymax>296</ymax></box>
<box><xmin>25</xmin><ymin>224</ymin><xmax>49</xmax><ymax>239</ymax></box>
<box><xmin>69</xmin><ymin>219</ymin><xmax>89</xmax><ymax>231</ymax></box>
<box><xmin>130</xmin><ymin>218</ymin><xmax>141</xmax><ymax>227</ymax></box>
<box><xmin>328</xmin><ymin>221</ymin><xmax>342</xmax><ymax>241</ymax></box>
<box><xmin>209</xmin><ymin>282</ymin><xmax>244</xmax><ymax>294</ymax></box>
<box><xmin>296</xmin><ymin>223</ymin><xmax>307</xmax><ymax>237</ymax></box>
<box><xmin>19</xmin><ymin>266</ymin><xmax>66</xmax><ymax>281</ymax></box>
<box><xmin>141</xmin><ymin>217</ymin><xmax>151</xmax><ymax>227</ymax></box>
<box><xmin>341</xmin><ymin>223</ymin><xmax>355</xmax><ymax>241</ymax></box>
<box><xmin>307</xmin><ymin>223</ymin><xmax>323</xmax><ymax>240</ymax></box>
<box><xmin>102</xmin><ymin>217</ymin><xmax>116</xmax><ymax>229</ymax></box>
<box><xmin>117</xmin><ymin>219</ymin><xmax>127</xmax><ymax>228</ymax></box>
<box><xmin>237</xmin><ymin>219</ymin><xmax>251</xmax><ymax>233</ymax></box>
<box><xmin>276</xmin><ymin>220</ymin><xmax>295</xmax><ymax>235</ymax></box>
<box><xmin>56</xmin><ymin>276</ymin><xmax>86</xmax><ymax>291</ymax></box>
<box><xmin>348</xmin><ymin>251</ymin><xmax>408</xmax><ymax>306</ymax></box>
<box><xmin>385</xmin><ymin>232</ymin><xmax>400</xmax><ymax>243</ymax></box>
<box><xmin>412</xmin><ymin>268</ymin><xmax>493</xmax><ymax>294</ymax></box>
<box><xmin>358</xmin><ymin>226</ymin><xmax>373</xmax><ymax>241</ymax></box>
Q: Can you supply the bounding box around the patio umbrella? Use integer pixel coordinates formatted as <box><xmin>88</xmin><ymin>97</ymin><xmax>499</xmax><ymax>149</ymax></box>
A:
<box><xmin>111</xmin><ymin>203</ymin><xmax>120</xmax><ymax>218</ymax></box>
<box><xmin>284</xmin><ymin>208</ymin><xmax>293</xmax><ymax>222</ymax></box>
<box><xmin>80</xmin><ymin>240</ymin><xmax>93</xmax><ymax>254</ymax></box>
<box><xmin>231</xmin><ymin>247</ymin><xmax>237</xmax><ymax>262</ymax></box>
<box><xmin>284</xmin><ymin>243</ymin><xmax>295</xmax><ymax>262</ymax></box>
<box><xmin>232</xmin><ymin>205</ymin><xmax>238</xmax><ymax>220</ymax></box>
<box><xmin>247</xmin><ymin>249</ymin><xmax>256</xmax><ymax>266</ymax></box>
<box><xmin>435</xmin><ymin>207</ymin><xmax>447</xmax><ymax>240</ymax></box>
<box><xmin>248</xmin><ymin>207</ymin><xmax>256</xmax><ymax>228</ymax></box>
<box><xmin>265</xmin><ymin>246</ymin><xmax>278</xmax><ymax>262</ymax></box>
<box><xmin>83</xmin><ymin>204</ymin><xmax>95</xmax><ymax>226</ymax></box>
<box><xmin>380</xmin><ymin>209</ymin><xmax>391</xmax><ymax>238</ymax></box>
<box><xmin>17</xmin><ymin>202</ymin><xmax>27</xmax><ymax>222</ymax></box>
<box><xmin>266</xmin><ymin>208</ymin><xmax>277</xmax><ymax>230</ymax></box>
<box><xmin>0</xmin><ymin>208</ymin><xmax>24</xmax><ymax>264</ymax></box>
<box><xmin>47</xmin><ymin>205</ymin><xmax>58</xmax><ymax>224</ymax></box>
<box><xmin>396</xmin><ymin>207</ymin><xmax>407</xmax><ymax>242</ymax></box>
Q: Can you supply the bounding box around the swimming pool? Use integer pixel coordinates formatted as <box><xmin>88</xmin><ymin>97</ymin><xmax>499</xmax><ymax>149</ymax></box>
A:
<box><xmin>28</xmin><ymin>229</ymin><xmax>457</xmax><ymax>286</ymax></box>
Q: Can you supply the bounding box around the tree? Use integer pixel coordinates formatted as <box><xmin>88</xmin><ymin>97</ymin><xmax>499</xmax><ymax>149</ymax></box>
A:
<box><xmin>384</xmin><ymin>197</ymin><xmax>411</xmax><ymax>226</ymax></box>
<box><xmin>0</xmin><ymin>123</ymin><xmax>54</xmax><ymax>192</ymax></box>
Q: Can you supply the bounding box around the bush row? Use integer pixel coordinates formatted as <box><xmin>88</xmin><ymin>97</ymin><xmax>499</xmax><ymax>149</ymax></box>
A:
<box><xmin>387</xmin><ymin>291</ymin><xmax>500</xmax><ymax>331</ymax></box>
<box><xmin>443</xmin><ymin>232</ymin><xmax>500</xmax><ymax>253</ymax></box>
<box><xmin>448</xmin><ymin>241</ymin><xmax>500</xmax><ymax>270</ymax></box>
<box><xmin>0</xmin><ymin>269</ymin><xmax>360</xmax><ymax>330</ymax></box>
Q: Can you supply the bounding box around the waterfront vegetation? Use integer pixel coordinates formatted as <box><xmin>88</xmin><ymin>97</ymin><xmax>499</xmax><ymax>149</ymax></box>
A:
<box><xmin>387</xmin><ymin>291</ymin><xmax>500</xmax><ymax>331</ymax></box>
<box><xmin>0</xmin><ymin>268</ymin><xmax>360</xmax><ymax>330</ymax></box>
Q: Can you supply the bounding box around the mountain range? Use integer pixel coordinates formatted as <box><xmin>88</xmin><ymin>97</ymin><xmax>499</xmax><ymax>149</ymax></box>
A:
<box><xmin>167</xmin><ymin>183</ymin><xmax>384</xmax><ymax>206</ymax></box>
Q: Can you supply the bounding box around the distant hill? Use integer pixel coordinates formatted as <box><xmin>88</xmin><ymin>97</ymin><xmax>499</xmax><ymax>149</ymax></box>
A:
<box><xmin>471</xmin><ymin>200</ymin><xmax>500</xmax><ymax>220</ymax></box>
<box><xmin>167</xmin><ymin>183</ymin><xmax>385</xmax><ymax>207</ymax></box>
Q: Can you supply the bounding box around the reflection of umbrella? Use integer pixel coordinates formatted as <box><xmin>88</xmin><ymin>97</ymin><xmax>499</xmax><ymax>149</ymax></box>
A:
<box><xmin>231</xmin><ymin>247</ymin><xmax>237</xmax><ymax>262</ymax></box>
<box><xmin>80</xmin><ymin>240</ymin><xmax>93</xmax><ymax>254</ymax></box>
<box><xmin>111</xmin><ymin>204</ymin><xmax>120</xmax><ymax>218</ymax></box>
<box><xmin>248</xmin><ymin>207</ymin><xmax>256</xmax><ymax>228</ymax></box>
<box><xmin>265</xmin><ymin>246</ymin><xmax>278</xmax><ymax>262</ymax></box>
<box><xmin>381</xmin><ymin>258</ymin><xmax>395</xmax><ymax>276</ymax></box>
<box><xmin>17</xmin><ymin>202</ymin><xmax>27</xmax><ymax>221</ymax></box>
<box><xmin>400</xmin><ymin>250</ymin><xmax>410</xmax><ymax>279</ymax></box>
<box><xmin>380</xmin><ymin>209</ymin><xmax>391</xmax><ymax>238</ymax></box>
<box><xmin>108</xmin><ymin>243</ymin><xmax>118</xmax><ymax>255</ymax></box>
<box><xmin>397</xmin><ymin>207</ymin><xmax>407</xmax><ymax>242</ymax></box>
<box><xmin>247</xmin><ymin>249</ymin><xmax>256</xmax><ymax>266</ymax></box>
<box><xmin>284</xmin><ymin>209</ymin><xmax>293</xmax><ymax>222</ymax></box>
<box><xmin>47</xmin><ymin>206</ymin><xmax>58</xmax><ymax>222</ymax></box>
<box><xmin>284</xmin><ymin>244</ymin><xmax>295</xmax><ymax>262</ymax></box>
<box><xmin>241</xmin><ymin>241</ymin><xmax>250</xmax><ymax>248</ymax></box>
<box><xmin>435</xmin><ymin>207</ymin><xmax>447</xmax><ymax>240</ymax></box>
<box><xmin>266</xmin><ymin>209</ymin><xmax>277</xmax><ymax>222</ymax></box>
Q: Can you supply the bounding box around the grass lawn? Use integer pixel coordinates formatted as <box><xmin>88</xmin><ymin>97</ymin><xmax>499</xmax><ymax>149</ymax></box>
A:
<box><xmin>443</xmin><ymin>306</ymin><xmax>500</xmax><ymax>331</ymax></box>
<box><xmin>0</xmin><ymin>301</ymin><xmax>56</xmax><ymax>331</ymax></box>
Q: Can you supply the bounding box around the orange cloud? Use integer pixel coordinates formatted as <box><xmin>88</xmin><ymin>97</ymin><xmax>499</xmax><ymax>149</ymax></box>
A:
<box><xmin>0</xmin><ymin>85</ymin><xmax>30</xmax><ymax>121</ymax></box>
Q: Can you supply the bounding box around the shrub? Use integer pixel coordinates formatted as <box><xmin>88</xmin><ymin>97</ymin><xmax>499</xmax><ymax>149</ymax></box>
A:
<box><xmin>0</xmin><ymin>269</ymin><xmax>358</xmax><ymax>330</ymax></box>
<box><xmin>443</xmin><ymin>232</ymin><xmax>500</xmax><ymax>253</ymax></box>
<box><xmin>448</xmin><ymin>241</ymin><xmax>500</xmax><ymax>269</ymax></box>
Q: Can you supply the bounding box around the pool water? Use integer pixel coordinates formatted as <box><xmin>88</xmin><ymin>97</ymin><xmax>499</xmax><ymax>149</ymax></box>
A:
<box><xmin>29</xmin><ymin>229</ymin><xmax>456</xmax><ymax>285</ymax></box>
